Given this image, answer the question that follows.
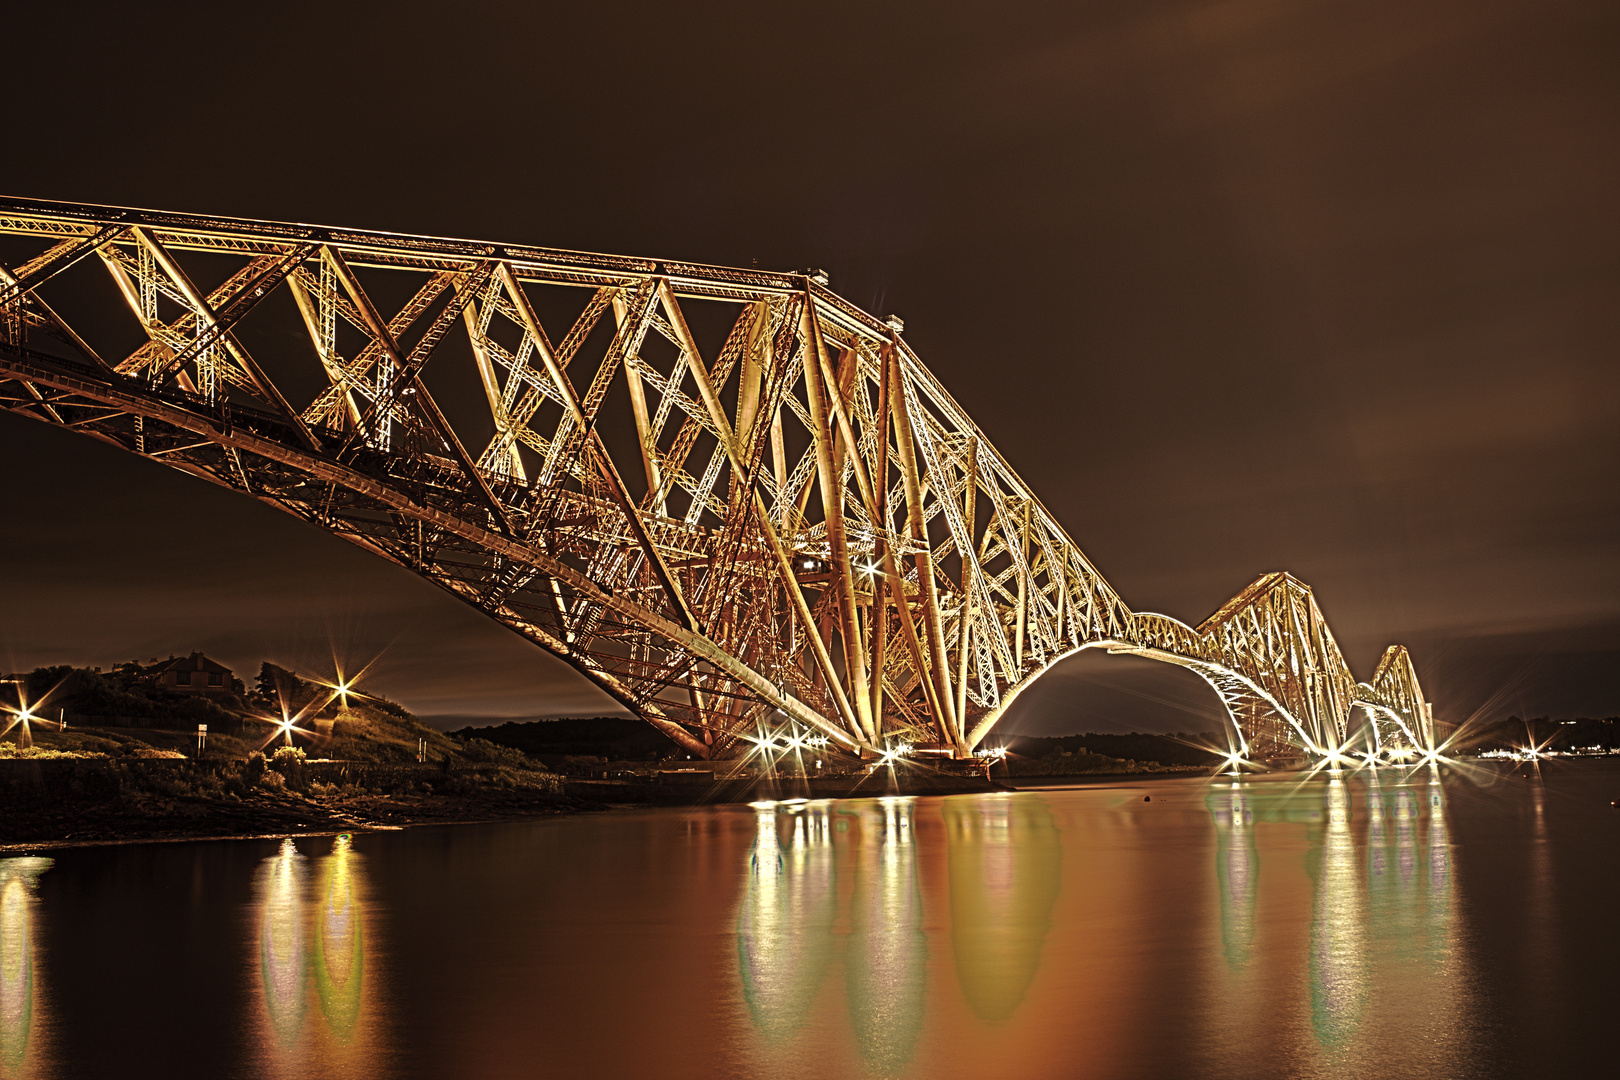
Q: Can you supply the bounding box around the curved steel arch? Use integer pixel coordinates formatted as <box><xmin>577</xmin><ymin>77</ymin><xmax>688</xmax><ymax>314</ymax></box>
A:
<box><xmin>0</xmin><ymin>197</ymin><xmax>1433</xmax><ymax>760</ymax></box>
<box><xmin>964</xmin><ymin>635</ymin><xmax>1319</xmax><ymax>761</ymax></box>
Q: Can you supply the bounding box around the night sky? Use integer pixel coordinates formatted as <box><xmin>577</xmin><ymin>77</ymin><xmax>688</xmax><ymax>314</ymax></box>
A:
<box><xmin>3</xmin><ymin>1</ymin><xmax>1616</xmax><ymax>734</ymax></box>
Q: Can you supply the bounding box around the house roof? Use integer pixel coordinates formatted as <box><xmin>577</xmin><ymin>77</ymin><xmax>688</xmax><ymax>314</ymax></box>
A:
<box><xmin>158</xmin><ymin>652</ymin><xmax>233</xmax><ymax>676</ymax></box>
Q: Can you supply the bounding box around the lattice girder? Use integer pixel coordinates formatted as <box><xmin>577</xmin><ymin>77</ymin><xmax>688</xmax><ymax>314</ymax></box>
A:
<box><xmin>0</xmin><ymin>196</ymin><xmax>1435</xmax><ymax>760</ymax></box>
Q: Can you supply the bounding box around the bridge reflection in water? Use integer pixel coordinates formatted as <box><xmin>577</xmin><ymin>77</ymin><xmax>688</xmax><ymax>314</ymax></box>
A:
<box><xmin>739</xmin><ymin>796</ymin><xmax>1062</xmax><ymax>1075</ymax></box>
<box><xmin>1310</xmin><ymin>777</ymin><xmax>1367</xmax><ymax>1049</ymax></box>
<box><xmin>251</xmin><ymin>836</ymin><xmax>376</xmax><ymax>1074</ymax></box>
<box><xmin>943</xmin><ymin>798</ymin><xmax>1061</xmax><ymax>1024</ymax></box>
<box><xmin>0</xmin><ymin>859</ymin><xmax>50</xmax><ymax>1080</ymax></box>
<box><xmin>737</xmin><ymin>804</ymin><xmax>838</xmax><ymax>1041</ymax></box>
<box><xmin>846</xmin><ymin>801</ymin><xmax>928</xmax><ymax>1074</ymax></box>
<box><xmin>738</xmin><ymin>800</ymin><xmax>931</xmax><ymax>1073</ymax></box>
<box><xmin>1209</xmin><ymin>786</ymin><xmax>1257</xmax><ymax>970</ymax></box>
<box><xmin>736</xmin><ymin>782</ymin><xmax>1473</xmax><ymax>1076</ymax></box>
<box><xmin>0</xmin><ymin>776</ymin><xmax>1500</xmax><ymax>1078</ymax></box>
<box><xmin>1204</xmin><ymin>772</ymin><xmax>1465</xmax><ymax>1069</ymax></box>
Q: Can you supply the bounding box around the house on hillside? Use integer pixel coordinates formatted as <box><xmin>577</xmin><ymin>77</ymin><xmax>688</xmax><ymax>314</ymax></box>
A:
<box><xmin>156</xmin><ymin>653</ymin><xmax>234</xmax><ymax>696</ymax></box>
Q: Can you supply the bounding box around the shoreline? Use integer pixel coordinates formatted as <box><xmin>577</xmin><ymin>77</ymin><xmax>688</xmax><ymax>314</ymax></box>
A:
<box><xmin>0</xmin><ymin>793</ymin><xmax>585</xmax><ymax>854</ymax></box>
<box><xmin>0</xmin><ymin>759</ymin><xmax>1014</xmax><ymax>852</ymax></box>
<box><xmin>1003</xmin><ymin>768</ymin><xmax>1213</xmax><ymax>789</ymax></box>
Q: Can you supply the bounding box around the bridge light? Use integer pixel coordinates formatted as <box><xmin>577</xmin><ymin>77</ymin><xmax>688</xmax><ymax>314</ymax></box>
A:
<box><xmin>0</xmin><ymin>200</ymin><xmax>1439</xmax><ymax>785</ymax></box>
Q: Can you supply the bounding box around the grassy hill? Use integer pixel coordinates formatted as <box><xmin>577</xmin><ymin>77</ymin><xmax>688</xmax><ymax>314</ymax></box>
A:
<box><xmin>4</xmin><ymin>660</ymin><xmax>539</xmax><ymax>772</ymax></box>
<box><xmin>1</xmin><ymin>660</ymin><xmax>569</xmax><ymax>846</ymax></box>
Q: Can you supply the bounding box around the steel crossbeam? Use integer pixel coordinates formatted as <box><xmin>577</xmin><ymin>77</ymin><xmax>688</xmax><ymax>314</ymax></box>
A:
<box><xmin>0</xmin><ymin>197</ymin><xmax>1436</xmax><ymax>761</ymax></box>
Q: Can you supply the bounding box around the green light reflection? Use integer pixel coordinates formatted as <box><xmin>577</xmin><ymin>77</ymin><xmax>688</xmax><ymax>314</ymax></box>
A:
<box><xmin>312</xmin><ymin>834</ymin><xmax>365</xmax><ymax>1042</ymax></box>
<box><xmin>944</xmin><ymin>796</ymin><xmax>1060</xmax><ymax>1023</ymax></box>
<box><xmin>0</xmin><ymin>859</ymin><xmax>49</xmax><ymax>1074</ymax></box>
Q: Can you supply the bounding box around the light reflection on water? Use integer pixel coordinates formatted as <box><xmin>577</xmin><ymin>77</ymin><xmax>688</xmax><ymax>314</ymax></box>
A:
<box><xmin>737</xmin><ymin>803</ymin><xmax>836</xmax><ymax>1040</ymax></box>
<box><xmin>845</xmin><ymin>799</ymin><xmax>927</xmax><ymax>1075</ymax></box>
<box><xmin>11</xmin><ymin>764</ymin><xmax>1616</xmax><ymax>1078</ymax></box>
<box><xmin>0</xmin><ymin>858</ymin><xmax>49</xmax><ymax>1080</ymax></box>
<box><xmin>258</xmin><ymin>839</ymin><xmax>307</xmax><ymax>1048</ymax></box>
<box><xmin>738</xmin><ymin>799</ymin><xmax>930</xmax><ymax>1075</ymax></box>
<box><xmin>1209</xmin><ymin>784</ymin><xmax>1256</xmax><ymax>969</ymax></box>
<box><xmin>251</xmin><ymin>835</ymin><xmax>376</xmax><ymax>1077</ymax></box>
<box><xmin>1309</xmin><ymin>776</ymin><xmax>1366</xmax><ymax>1049</ymax></box>
<box><xmin>1201</xmin><ymin>769</ymin><xmax>1468</xmax><ymax>1075</ymax></box>
<box><xmin>944</xmin><ymin>796</ymin><xmax>1060</xmax><ymax>1024</ymax></box>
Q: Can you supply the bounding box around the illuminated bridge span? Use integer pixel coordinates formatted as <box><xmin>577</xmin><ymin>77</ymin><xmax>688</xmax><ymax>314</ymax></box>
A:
<box><xmin>0</xmin><ymin>197</ymin><xmax>1433</xmax><ymax>763</ymax></box>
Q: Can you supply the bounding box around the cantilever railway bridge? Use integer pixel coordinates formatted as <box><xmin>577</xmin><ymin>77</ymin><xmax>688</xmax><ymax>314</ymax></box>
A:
<box><xmin>0</xmin><ymin>197</ymin><xmax>1434</xmax><ymax>763</ymax></box>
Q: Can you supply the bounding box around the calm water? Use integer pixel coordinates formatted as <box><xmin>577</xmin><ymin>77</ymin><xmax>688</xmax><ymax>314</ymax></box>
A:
<box><xmin>1</xmin><ymin>763</ymin><xmax>1615</xmax><ymax>1079</ymax></box>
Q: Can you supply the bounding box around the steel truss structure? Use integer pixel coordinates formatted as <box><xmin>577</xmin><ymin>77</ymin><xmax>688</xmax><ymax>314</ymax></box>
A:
<box><xmin>0</xmin><ymin>197</ymin><xmax>1434</xmax><ymax>761</ymax></box>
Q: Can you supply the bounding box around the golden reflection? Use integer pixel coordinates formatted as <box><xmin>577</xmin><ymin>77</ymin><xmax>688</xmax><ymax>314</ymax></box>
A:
<box><xmin>1525</xmin><ymin>775</ymin><xmax>1553</xmax><ymax>997</ymax></box>
<box><xmin>1208</xmin><ymin>784</ymin><xmax>1257</xmax><ymax>970</ymax></box>
<box><xmin>1201</xmin><ymin>773</ymin><xmax>1477</xmax><ymax>1072</ymax></box>
<box><xmin>1365</xmin><ymin>774</ymin><xmax>1416</xmax><ymax>945</ymax></box>
<box><xmin>313</xmin><ymin>835</ymin><xmax>364</xmax><ymax>1042</ymax></box>
<box><xmin>253</xmin><ymin>836</ymin><xmax>376</xmax><ymax>1074</ymax></box>
<box><xmin>1308</xmin><ymin>778</ymin><xmax>1365</xmax><ymax>1049</ymax></box>
<box><xmin>1422</xmin><ymin>771</ymin><xmax>1453</xmax><ymax>967</ymax></box>
<box><xmin>944</xmin><ymin>796</ymin><xmax>1061</xmax><ymax>1023</ymax></box>
<box><xmin>259</xmin><ymin>839</ymin><xmax>309</xmax><ymax>1047</ymax></box>
<box><xmin>0</xmin><ymin>859</ymin><xmax>50</xmax><ymax>1078</ymax></box>
<box><xmin>846</xmin><ymin>799</ymin><xmax>927</xmax><ymax>1075</ymax></box>
<box><xmin>736</xmin><ymin>804</ymin><xmax>837</xmax><ymax>1040</ymax></box>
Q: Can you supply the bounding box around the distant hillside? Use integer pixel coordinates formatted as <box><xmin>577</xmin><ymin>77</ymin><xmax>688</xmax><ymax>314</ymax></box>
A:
<box><xmin>449</xmin><ymin>717</ymin><xmax>681</xmax><ymax>762</ymax></box>
<box><xmin>1000</xmin><ymin>732</ymin><xmax>1225</xmax><ymax>768</ymax></box>
<box><xmin>1447</xmin><ymin>716</ymin><xmax>1619</xmax><ymax>753</ymax></box>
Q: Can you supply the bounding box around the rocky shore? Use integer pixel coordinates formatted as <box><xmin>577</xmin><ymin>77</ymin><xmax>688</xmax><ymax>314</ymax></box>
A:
<box><xmin>0</xmin><ymin>754</ymin><xmax>1015</xmax><ymax>850</ymax></box>
<box><xmin>0</xmin><ymin>755</ymin><xmax>575</xmax><ymax>849</ymax></box>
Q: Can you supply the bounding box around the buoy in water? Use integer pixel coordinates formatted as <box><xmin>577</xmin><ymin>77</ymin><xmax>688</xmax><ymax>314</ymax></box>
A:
<box><xmin>1143</xmin><ymin>795</ymin><xmax>1151</xmax><ymax>802</ymax></box>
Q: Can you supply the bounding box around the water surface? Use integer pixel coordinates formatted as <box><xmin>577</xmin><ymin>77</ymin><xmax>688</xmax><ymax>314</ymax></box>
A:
<box><xmin>2</xmin><ymin>762</ymin><xmax>1615</xmax><ymax>1079</ymax></box>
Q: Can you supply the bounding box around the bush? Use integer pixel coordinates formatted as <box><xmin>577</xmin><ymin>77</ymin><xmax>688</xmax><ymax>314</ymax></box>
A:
<box><xmin>455</xmin><ymin>737</ymin><xmax>544</xmax><ymax>771</ymax></box>
<box><xmin>269</xmin><ymin>746</ymin><xmax>307</xmax><ymax>791</ymax></box>
<box><xmin>244</xmin><ymin>752</ymin><xmax>266</xmax><ymax>787</ymax></box>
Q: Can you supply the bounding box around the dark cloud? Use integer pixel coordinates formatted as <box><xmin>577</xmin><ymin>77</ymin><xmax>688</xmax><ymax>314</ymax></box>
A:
<box><xmin>3</xmin><ymin>0</ymin><xmax>1615</xmax><ymax>729</ymax></box>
